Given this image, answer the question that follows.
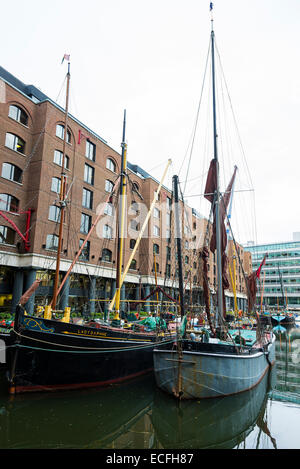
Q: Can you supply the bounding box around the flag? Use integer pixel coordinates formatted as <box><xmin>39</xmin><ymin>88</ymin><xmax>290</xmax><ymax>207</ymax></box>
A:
<box><xmin>256</xmin><ymin>254</ymin><xmax>267</xmax><ymax>279</ymax></box>
<box><xmin>210</xmin><ymin>2</ymin><xmax>213</xmax><ymax>11</ymax></box>
<box><xmin>61</xmin><ymin>54</ymin><xmax>70</xmax><ymax>64</ymax></box>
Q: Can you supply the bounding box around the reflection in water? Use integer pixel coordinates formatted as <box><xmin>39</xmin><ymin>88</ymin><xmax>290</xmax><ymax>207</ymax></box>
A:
<box><xmin>0</xmin><ymin>332</ymin><xmax>300</xmax><ymax>449</ymax></box>
<box><xmin>151</xmin><ymin>368</ymin><xmax>276</xmax><ymax>449</ymax></box>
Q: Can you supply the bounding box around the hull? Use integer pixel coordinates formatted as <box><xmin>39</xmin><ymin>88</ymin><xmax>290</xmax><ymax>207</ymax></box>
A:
<box><xmin>6</xmin><ymin>307</ymin><xmax>175</xmax><ymax>394</ymax></box>
<box><xmin>153</xmin><ymin>333</ymin><xmax>276</xmax><ymax>399</ymax></box>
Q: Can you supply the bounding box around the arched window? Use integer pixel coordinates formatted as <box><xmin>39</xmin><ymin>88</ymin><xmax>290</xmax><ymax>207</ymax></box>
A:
<box><xmin>8</xmin><ymin>105</ymin><xmax>28</xmax><ymax>126</ymax></box>
<box><xmin>56</xmin><ymin>124</ymin><xmax>71</xmax><ymax>143</ymax></box>
<box><xmin>0</xmin><ymin>225</ymin><xmax>15</xmax><ymax>245</ymax></box>
<box><xmin>0</xmin><ymin>194</ymin><xmax>19</xmax><ymax>213</ymax></box>
<box><xmin>106</xmin><ymin>158</ymin><xmax>116</xmax><ymax>172</ymax></box>
<box><xmin>54</xmin><ymin>150</ymin><xmax>70</xmax><ymax>169</ymax></box>
<box><xmin>130</xmin><ymin>259</ymin><xmax>137</xmax><ymax>270</ymax></box>
<box><xmin>1</xmin><ymin>163</ymin><xmax>22</xmax><ymax>183</ymax></box>
<box><xmin>102</xmin><ymin>248</ymin><xmax>112</xmax><ymax>262</ymax></box>
<box><xmin>153</xmin><ymin>243</ymin><xmax>159</xmax><ymax>254</ymax></box>
<box><xmin>185</xmin><ymin>255</ymin><xmax>189</xmax><ymax>264</ymax></box>
<box><xmin>5</xmin><ymin>132</ymin><xmax>26</xmax><ymax>154</ymax></box>
<box><xmin>105</xmin><ymin>179</ymin><xmax>114</xmax><ymax>193</ymax></box>
<box><xmin>130</xmin><ymin>239</ymin><xmax>136</xmax><ymax>249</ymax></box>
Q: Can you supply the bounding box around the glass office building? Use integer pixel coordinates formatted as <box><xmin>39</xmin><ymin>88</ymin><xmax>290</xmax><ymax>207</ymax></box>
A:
<box><xmin>245</xmin><ymin>236</ymin><xmax>300</xmax><ymax>310</ymax></box>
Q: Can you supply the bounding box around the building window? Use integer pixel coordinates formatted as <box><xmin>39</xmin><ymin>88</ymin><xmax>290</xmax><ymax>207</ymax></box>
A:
<box><xmin>106</xmin><ymin>158</ymin><xmax>116</xmax><ymax>172</ymax></box>
<box><xmin>154</xmin><ymin>208</ymin><xmax>160</xmax><ymax>219</ymax></box>
<box><xmin>8</xmin><ymin>105</ymin><xmax>28</xmax><ymax>126</ymax></box>
<box><xmin>166</xmin><ymin>264</ymin><xmax>171</xmax><ymax>278</ymax></box>
<box><xmin>130</xmin><ymin>239</ymin><xmax>136</xmax><ymax>249</ymax></box>
<box><xmin>0</xmin><ymin>194</ymin><xmax>19</xmax><ymax>213</ymax></box>
<box><xmin>85</xmin><ymin>140</ymin><xmax>96</xmax><ymax>161</ymax></box>
<box><xmin>46</xmin><ymin>234</ymin><xmax>59</xmax><ymax>250</ymax></box>
<box><xmin>153</xmin><ymin>262</ymin><xmax>159</xmax><ymax>273</ymax></box>
<box><xmin>0</xmin><ymin>225</ymin><xmax>15</xmax><ymax>245</ymax></box>
<box><xmin>153</xmin><ymin>243</ymin><xmax>159</xmax><ymax>254</ymax></box>
<box><xmin>103</xmin><ymin>224</ymin><xmax>112</xmax><ymax>239</ymax></box>
<box><xmin>130</xmin><ymin>219</ymin><xmax>139</xmax><ymax>231</ymax></box>
<box><xmin>105</xmin><ymin>179</ymin><xmax>114</xmax><ymax>193</ymax></box>
<box><xmin>54</xmin><ymin>150</ymin><xmax>69</xmax><ymax>169</ymax></box>
<box><xmin>56</xmin><ymin>124</ymin><xmax>71</xmax><ymax>143</ymax></box>
<box><xmin>102</xmin><ymin>248</ymin><xmax>112</xmax><ymax>262</ymax></box>
<box><xmin>185</xmin><ymin>255</ymin><xmax>189</xmax><ymax>264</ymax></box>
<box><xmin>82</xmin><ymin>188</ymin><xmax>93</xmax><ymax>209</ymax></box>
<box><xmin>5</xmin><ymin>132</ymin><xmax>26</xmax><ymax>154</ymax></box>
<box><xmin>79</xmin><ymin>239</ymin><xmax>90</xmax><ymax>261</ymax></box>
<box><xmin>167</xmin><ymin>196</ymin><xmax>172</xmax><ymax>209</ymax></box>
<box><xmin>48</xmin><ymin>205</ymin><xmax>61</xmax><ymax>222</ymax></box>
<box><xmin>104</xmin><ymin>203</ymin><xmax>113</xmax><ymax>216</ymax></box>
<box><xmin>51</xmin><ymin>177</ymin><xmax>61</xmax><ymax>193</ymax></box>
<box><xmin>1</xmin><ymin>163</ymin><xmax>22</xmax><ymax>183</ymax></box>
<box><xmin>130</xmin><ymin>259</ymin><xmax>137</xmax><ymax>270</ymax></box>
<box><xmin>166</xmin><ymin>246</ymin><xmax>171</xmax><ymax>261</ymax></box>
<box><xmin>84</xmin><ymin>164</ymin><xmax>94</xmax><ymax>185</ymax></box>
<box><xmin>130</xmin><ymin>202</ymin><xmax>139</xmax><ymax>215</ymax></box>
<box><xmin>80</xmin><ymin>213</ymin><xmax>91</xmax><ymax>234</ymax></box>
<box><xmin>153</xmin><ymin>225</ymin><xmax>160</xmax><ymax>237</ymax></box>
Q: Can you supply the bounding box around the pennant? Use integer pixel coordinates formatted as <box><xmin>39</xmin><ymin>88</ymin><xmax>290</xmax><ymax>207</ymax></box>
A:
<box><xmin>210</xmin><ymin>2</ymin><xmax>213</xmax><ymax>11</ymax></box>
<box><xmin>61</xmin><ymin>54</ymin><xmax>70</xmax><ymax>64</ymax></box>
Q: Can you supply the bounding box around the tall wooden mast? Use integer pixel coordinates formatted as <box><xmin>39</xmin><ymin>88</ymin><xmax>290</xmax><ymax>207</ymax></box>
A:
<box><xmin>113</xmin><ymin>110</ymin><xmax>127</xmax><ymax>324</ymax></box>
<box><xmin>173</xmin><ymin>175</ymin><xmax>185</xmax><ymax>319</ymax></box>
<box><xmin>51</xmin><ymin>60</ymin><xmax>71</xmax><ymax>309</ymax></box>
<box><xmin>210</xmin><ymin>11</ymin><xmax>223</xmax><ymax>324</ymax></box>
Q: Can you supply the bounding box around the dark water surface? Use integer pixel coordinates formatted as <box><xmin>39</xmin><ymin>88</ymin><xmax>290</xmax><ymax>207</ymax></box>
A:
<box><xmin>0</xmin><ymin>333</ymin><xmax>300</xmax><ymax>449</ymax></box>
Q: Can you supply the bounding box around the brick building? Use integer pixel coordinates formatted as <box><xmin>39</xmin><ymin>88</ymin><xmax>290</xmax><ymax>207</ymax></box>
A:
<box><xmin>0</xmin><ymin>66</ymin><xmax>251</xmax><ymax>316</ymax></box>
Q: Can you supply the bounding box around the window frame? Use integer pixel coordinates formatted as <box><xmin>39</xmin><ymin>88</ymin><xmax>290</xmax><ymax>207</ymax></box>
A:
<box><xmin>5</xmin><ymin>132</ymin><xmax>26</xmax><ymax>154</ymax></box>
<box><xmin>84</xmin><ymin>163</ymin><xmax>95</xmax><ymax>186</ymax></box>
<box><xmin>85</xmin><ymin>140</ymin><xmax>96</xmax><ymax>161</ymax></box>
<box><xmin>0</xmin><ymin>225</ymin><xmax>15</xmax><ymax>245</ymax></box>
<box><xmin>1</xmin><ymin>162</ymin><xmax>22</xmax><ymax>183</ymax></box>
<box><xmin>56</xmin><ymin>124</ymin><xmax>71</xmax><ymax>144</ymax></box>
<box><xmin>8</xmin><ymin>104</ymin><xmax>28</xmax><ymax>126</ymax></box>
<box><xmin>106</xmin><ymin>158</ymin><xmax>116</xmax><ymax>173</ymax></box>
<box><xmin>0</xmin><ymin>193</ymin><xmax>19</xmax><ymax>213</ymax></box>
<box><xmin>82</xmin><ymin>187</ymin><xmax>93</xmax><ymax>210</ymax></box>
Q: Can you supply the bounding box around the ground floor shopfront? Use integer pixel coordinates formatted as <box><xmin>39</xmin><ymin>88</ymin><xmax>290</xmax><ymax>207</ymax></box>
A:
<box><xmin>0</xmin><ymin>252</ymin><xmax>247</xmax><ymax>317</ymax></box>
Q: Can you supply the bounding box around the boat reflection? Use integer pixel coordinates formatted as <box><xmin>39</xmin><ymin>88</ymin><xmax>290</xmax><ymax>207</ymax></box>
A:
<box><xmin>0</xmin><ymin>365</ymin><xmax>279</xmax><ymax>449</ymax></box>
<box><xmin>151</xmin><ymin>368</ymin><xmax>277</xmax><ymax>449</ymax></box>
<box><xmin>0</xmin><ymin>373</ymin><xmax>154</xmax><ymax>449</ymax></box>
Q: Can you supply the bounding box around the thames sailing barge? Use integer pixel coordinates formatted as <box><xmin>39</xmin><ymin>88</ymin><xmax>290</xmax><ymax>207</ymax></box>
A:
<box><xmin>6</xmin><ymin>61</ymin><xmax>177</xmax><ymax>394</ymax></box>
<box><xmin>153</xmin><ymin>7</ymin><xmax>275</xmax><ymax>400</ymax></box>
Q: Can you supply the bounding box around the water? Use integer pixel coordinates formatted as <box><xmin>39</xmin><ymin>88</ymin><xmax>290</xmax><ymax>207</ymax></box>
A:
<box><xmin>0</xmin><ymin>332</ymin><xmax>300</xmax><ymax>449</ymax></box>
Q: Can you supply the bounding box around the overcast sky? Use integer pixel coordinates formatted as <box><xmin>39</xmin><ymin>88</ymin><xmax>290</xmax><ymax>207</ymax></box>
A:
<box><xmin>1</xmin><ymin>0</ymin><xmax>300</xmax><ymax>246</ymax></box>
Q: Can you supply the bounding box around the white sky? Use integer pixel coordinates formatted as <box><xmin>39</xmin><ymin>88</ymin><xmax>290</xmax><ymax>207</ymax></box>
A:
<box><xmin>1</xmin><ymin>0</ymin><xmax>300</xmax><ymax>246</ymax></box>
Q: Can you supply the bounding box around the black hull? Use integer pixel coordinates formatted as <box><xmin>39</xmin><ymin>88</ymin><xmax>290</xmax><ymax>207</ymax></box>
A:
<box><xmin>7</xmin><ymin>307</ymin><xmax>174</xmax><ymax>394</ymax></box>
